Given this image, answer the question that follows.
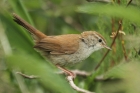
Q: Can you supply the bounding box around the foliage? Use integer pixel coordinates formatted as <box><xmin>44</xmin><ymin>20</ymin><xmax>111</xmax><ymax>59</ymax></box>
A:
<box><xmin>0</xmin><ymin>0</ymin><xmax>140</xmax><ymax>93</ymax></box>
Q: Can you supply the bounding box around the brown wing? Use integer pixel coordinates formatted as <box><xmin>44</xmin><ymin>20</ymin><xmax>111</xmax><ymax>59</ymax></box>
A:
<box><xmin>34</xmin><ymin>34</ymin><xmax>80</xmax><ymax>55</ymax></box>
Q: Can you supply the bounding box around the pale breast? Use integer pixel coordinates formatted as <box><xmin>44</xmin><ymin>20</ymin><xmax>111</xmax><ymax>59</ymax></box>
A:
<box><xmin>47</xmin><ymin>41</ymin><xmax>95</xmax><ymax>66</ymax></box>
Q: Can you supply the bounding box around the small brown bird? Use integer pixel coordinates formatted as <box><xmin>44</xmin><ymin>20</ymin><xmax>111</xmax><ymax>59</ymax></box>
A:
<box><xmin>13</xmin><ymin>13</ymin><xmax>111</xmax><ymax>77</ymax></box>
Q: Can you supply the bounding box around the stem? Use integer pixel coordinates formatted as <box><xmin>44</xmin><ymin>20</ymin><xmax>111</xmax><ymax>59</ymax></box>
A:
<box><xmin>94</xmin><ymin>21</ymin><xmax>122</xmax><ymax>71</ymax></box>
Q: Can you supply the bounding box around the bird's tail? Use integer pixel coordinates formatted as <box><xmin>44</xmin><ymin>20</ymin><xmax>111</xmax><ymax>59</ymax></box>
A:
<box><xmin>13</xmin><ymin>13</ymin><xmax>47</xmax><ymax>41</ymax></box>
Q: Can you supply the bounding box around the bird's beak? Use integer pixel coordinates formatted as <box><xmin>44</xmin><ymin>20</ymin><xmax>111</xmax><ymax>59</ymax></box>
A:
<box><xmin>103</xmin><ymin>45</ymin><xmax>112</xmax><ymax>50</ymax></box>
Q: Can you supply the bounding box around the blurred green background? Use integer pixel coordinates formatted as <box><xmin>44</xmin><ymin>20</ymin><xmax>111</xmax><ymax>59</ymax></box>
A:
<box><xmin>0</xmin><ymin>0</ymin><xmax>140</xmax><ymax>93</ymax></box>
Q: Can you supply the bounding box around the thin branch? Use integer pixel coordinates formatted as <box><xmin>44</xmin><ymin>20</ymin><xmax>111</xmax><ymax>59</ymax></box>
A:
<box><xmin>13</xmin><ymin>71</ymin><xmax>30</xmax><ymax>93</ymax></box>
<box><xmin>110</xmin><ymin>17</ymin><xmax>116</xmax><ymax>67</ymax></box>
<box><xmin>16</xmin><ymin>72</ymin><xmax>39</xmax><ymax>79</ymax></box>
<box><xmin>120</xmin><ymin>38</ymin><xmax>128</xmax><ymax>60</ymax></box>
<box><xmin>117</xmin><ymin>0</ymin><xmax>120</xmax><ymax>4</ymax></box>
<box><xmin>94</xmin><ymin>21</ymin><xmax>122</xmax><ymax>71</ymax></box>
<box><xmin>71</xmin><ymin>69</ymin><xmax>91</xmax><ymax>76</ymax></box>
<box><xmin>118</xmin><ymin>0</ymin><xmax>132</xmax><ymax>61</ymax></box>
<box><xmin>67</xmin><ymin>76</ymin><xmax>95</xmax><ymax>93</ymax></box>
<box><xmin>127</xmin><ymin>0</ymin><xmax>133</xmax><ymax>7</ymax></box>
<box><xmin>58</xmin><ymin>69</ymin><xmax>91</xmax><ymax>77</ymax></box>
<box><xmin>17</xmin><ymin>71</ymin><xmax>94</xmax><ymax>93</ymax></box>
<box><xmin>86</xmin><ymin>0</ymin><xmax>111</xmax><ymax>3</ymax></box>
<box><xmin>94</xmin><ymin>75</ymin><xmax>105</xmax><ymax>81</ymax></box>
<box><xmin>134</xmin><ymin>48</ymin><xmax>140</xmax><ymax>57</ymax></box>
<box><xmin>111</xmin><ymin>18</ymin><xmax>115</xmax><ymax>32</ymax></box>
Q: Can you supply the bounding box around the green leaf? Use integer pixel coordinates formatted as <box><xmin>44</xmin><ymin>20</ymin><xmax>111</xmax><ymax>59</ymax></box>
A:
<box><xmin>102</xmin><ymin>61</ymin><xmax>140</xmax><ymax>93</ymax></box>
<box><xmin>8</xmin><ymin>0</ymin><xmax>34</xmax><ymax>26</ymax></box>
<box><xmin>6</xmin><ymin>53</ymin><xmax>74</xmax><ymax>93</ymax></box>
<box><xmin>77</xmin><ymin>3</ymin><xmax>140</xmax><ymax>24</ymax></box>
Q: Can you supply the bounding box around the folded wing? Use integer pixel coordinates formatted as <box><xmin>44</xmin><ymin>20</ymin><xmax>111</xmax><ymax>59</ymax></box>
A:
<box><xmin>34</xmin><ymin>34</ymin><xmax>80</xmax><ymax>55</ymax></box>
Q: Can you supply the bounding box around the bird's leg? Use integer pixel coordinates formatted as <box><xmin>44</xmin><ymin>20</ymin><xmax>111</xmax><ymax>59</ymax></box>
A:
<box><xmin>56</xmin><ymin>65</ymin><xmax>76</xmax><ymax>79</ymax></box>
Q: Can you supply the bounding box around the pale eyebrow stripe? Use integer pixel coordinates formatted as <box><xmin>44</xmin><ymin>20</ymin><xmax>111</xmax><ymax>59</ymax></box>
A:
<box><xmin>93</xmin><ymin>32</ymin><xmax>106</xmax><ymax>44</ymax></box>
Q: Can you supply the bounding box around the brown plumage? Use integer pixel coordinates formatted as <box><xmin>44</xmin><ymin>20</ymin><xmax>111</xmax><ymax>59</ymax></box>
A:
<box><xmin>13</xmin><ymin>13</ymin><xmax>111</xmax><ymax>67</ymax></box>
<box><xmin>13</xmin><ymin>13</ymin><xmax>79</xmax><ymax>55</ymax></box>
<box><xmin>13</xmin><ymin>13</ymin><xmax>46</xmax><ymax>41</ymax></box>
<box><xmin>34</xmin><ymin>34</ymin><xmax>80</xmax><ymax>54</ymax></box>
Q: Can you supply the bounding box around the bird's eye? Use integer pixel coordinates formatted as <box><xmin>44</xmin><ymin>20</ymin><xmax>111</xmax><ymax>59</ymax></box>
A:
<box><xmin>98</xmin><ymin>39</ymin><xmax>102</xmax><ymax>42</ymax></box>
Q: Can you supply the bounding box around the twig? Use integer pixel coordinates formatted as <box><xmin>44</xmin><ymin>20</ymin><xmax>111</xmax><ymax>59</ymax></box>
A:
<box><xmin>94</xmin><ymin>21</ymin><xmax>122</xmax><ymax>71</ymax></box>
<box><xmin>13</xmin><ymin>71</ymin><xmax>30</xmax><ymax>93</ymax></box>
<box><xmin>17</xmin><ymin>71</ymin><xmax>94</xmax><ymax>93</ymax></box>
<box><xmin>118</xmin><ymin>0</ymin><xmax>133</xmax><ymax>61</ymax></box>
<box><xmin>121</xmin><ymin>38</ymin><xmax>128</xmax><ymax>60</ymax></box>
<box><xmin>16</xmin><ymin>72</ymin><xmax>39</xmax><ymax>79</ymax></box>
<box><xmin>111</xmin><ymin>18</ymin><xmax>115</xmax><ymax>32</ymax></box>
<box><xmin>118</xmin><ymin>0</ymin><xmax>132</xmax><ymax>60</ymax></box>
<box><xmin>86</xmin><ymin>0</ymin><xmax>111</xmax><ymax>3</ymax></box>
<box><xmin>134</xmin><ymin>48</ymin><xmax>140</xmax><ymax>57</ymax></box>
<box><xmin>67</xmin><ymin>76</ymin><xmax>95</xmax><ymax>93</ymax></box>
<box><xmin>58</xmin><ymin>69</ymin><xmax>91</xmax><ymax>77</ymax></box>
<box><xmin>94</xmin><ymin>75</ymin><xmax>105</xmax><ymax>81</ymax></box>
<box><xmin>71</xmin><ymin>69</ymin><xmax>91</xmax><ymax>76</ymax></box>
<box><xmin>127</xmin><ymin>0</ymin><xmax>133</xmax><ymax>7</ymax></box>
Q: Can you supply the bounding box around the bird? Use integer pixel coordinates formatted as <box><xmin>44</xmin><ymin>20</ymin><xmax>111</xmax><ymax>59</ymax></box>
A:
<box><xmin>12</xmin><ymin>13</ymin><xmax>111</xmax><ymax>78</ymax></box>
